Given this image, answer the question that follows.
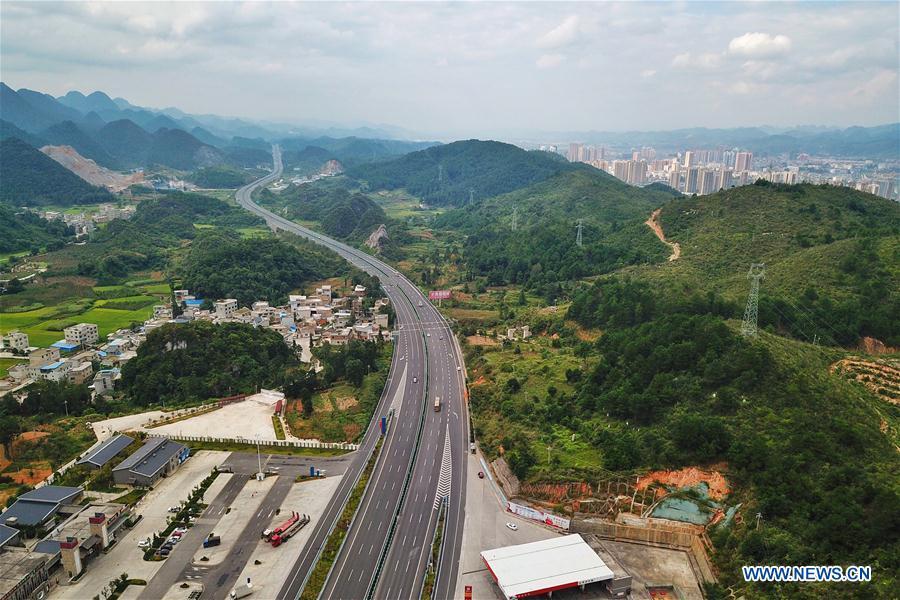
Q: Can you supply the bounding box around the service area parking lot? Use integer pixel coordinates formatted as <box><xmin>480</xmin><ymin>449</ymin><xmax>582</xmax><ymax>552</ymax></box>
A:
<box><xmin>50</xmin><ymin>450</ymin><xmax>229</xmax><ymax>600</ymax></box>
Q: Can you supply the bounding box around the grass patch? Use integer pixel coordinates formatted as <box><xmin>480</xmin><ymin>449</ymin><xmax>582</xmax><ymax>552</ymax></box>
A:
<box><xmin>285</xmin><ymin>345</ymin><xmax>391</xmax><ymax>443</ymax></box>
<box><xmin>112</xmin><ymin>488</ymin><xmax>148</xmax><ymax>506</ymax></box>
<box><xmin>272</xmin><ymin>415</ymin><xmax>286</xmax><ymax>440</ymax></box>
<box><xmin>300</xmin><ymin>436</ymin><xmax>383</xmax><ymax>600</ymax></box>
<box><xmin>0</xmin><ymin>358</ymin><xmax>27</xmax><ymax>379</ymax></box>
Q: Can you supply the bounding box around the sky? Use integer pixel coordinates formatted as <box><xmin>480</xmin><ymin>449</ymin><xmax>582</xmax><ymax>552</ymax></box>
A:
<box><xmin>2</xmin><ymin>1</ymin><xmax>898</xmax><ymax>139</ymax></box>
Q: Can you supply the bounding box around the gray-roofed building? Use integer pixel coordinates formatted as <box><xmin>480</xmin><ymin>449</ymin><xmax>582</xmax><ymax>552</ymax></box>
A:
<box><xmin>31</xmin><ymin>540</ymin><xmax>61</xmax><ymax>573</ymax></box>
<box><xmin>76</xmin><ymin>434</ymin><xmax>134</xmax><ymax>469</ymax></box>
<box><xmin>0</xmin><ymin>550</ymin><xmax>49</xmax><ymax>600</ymax></box>
<box><xmin>32</xmin><ymin>540</ymin><xmax>60</xmax><ymax>557</ymax></box>
<box><xmin>112</xmin><ymin>437</ymin><xmax>189</xmax><ymax>487</ymax></box>
<box><xmin>0</xmin><ymin>487</ymin><xmax>83</xmax><ymax>528</ymax></box>
<box><xmin>0</xmin><ymin>525</ymin><xmax>19</xmax><ymax>550</ymax></box>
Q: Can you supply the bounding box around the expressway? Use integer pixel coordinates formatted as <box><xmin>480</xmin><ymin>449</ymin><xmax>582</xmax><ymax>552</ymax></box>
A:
<box><xmin>236</xmin><ymin>147</ymin><xmax>467</xmax><ymax>600</ymax></box>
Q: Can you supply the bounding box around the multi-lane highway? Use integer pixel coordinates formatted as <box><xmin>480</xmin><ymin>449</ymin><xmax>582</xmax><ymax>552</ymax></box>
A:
<box><xmin>236</xmin><ymin>147</ymin><xmax>467</xmax><ymax>600</ymax></box>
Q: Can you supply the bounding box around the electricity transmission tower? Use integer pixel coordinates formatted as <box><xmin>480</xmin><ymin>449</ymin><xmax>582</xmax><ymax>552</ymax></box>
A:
<box><xmin>741</xmin><ymin>263</ymin><xmax>766</xmax><ymax>337</ymax></box>
<box><xmin>468</xmin><ymin>188</ymin><xmax>474</xmax><ymax>205</ymax></box>
<box><xmin>511</xmin><ymin>207</ymin><xmax>518</xmax><ymax>231</ymax></box>
<box><xmin>438</xmin><ymin>164</ymin><xmax>443</xmax><ymax>184</ymax></box>
<box><xmin>576</xmin><ymin>219</ymin><xmax>583</xmax><ymax>247</ymax></box>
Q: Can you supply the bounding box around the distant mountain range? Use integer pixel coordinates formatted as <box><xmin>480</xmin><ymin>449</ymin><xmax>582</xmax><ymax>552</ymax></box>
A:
<box><xmin>0</xmin><ymin>83</ymin><xmax>438</xmax><ymax>174</ymax></box>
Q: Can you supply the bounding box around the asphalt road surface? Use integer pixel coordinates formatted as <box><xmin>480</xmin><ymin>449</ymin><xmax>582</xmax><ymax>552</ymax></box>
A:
<box><xmin>236</xmin><ymin>148</ymin><xmax>468</xmax><ymax>600</ymax></box>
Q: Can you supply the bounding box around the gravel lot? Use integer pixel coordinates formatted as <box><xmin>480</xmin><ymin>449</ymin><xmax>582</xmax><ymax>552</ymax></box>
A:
<box><xmin>151</xmin><ymin>391</ymin><xmax>284</xmax><ymax>441</ymax></box>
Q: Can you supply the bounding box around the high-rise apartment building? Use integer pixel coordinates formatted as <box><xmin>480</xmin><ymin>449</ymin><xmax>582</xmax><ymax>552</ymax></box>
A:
<box><xmin>735</xmin><ymin>151</ymin><xmax>753</xmax><ymax>172</ymax></box>
<box><xmin>698</xmin><ymin>168</ymin><xmax>718</xmax><ymax>195</ymax></box>
<box><xmin>668</xmin><ymin>169</ymin><xmax>681</xmax><ymax>191</ymax></box>
<box><xmin>684</xmin><ymin>167</ymin><xmax>700</xmax><ymax>194</ymax></box>
<box><xmin>683</xmin><ymin>151</ymin><xmax>696</xmax><ymax>169</ymax></box>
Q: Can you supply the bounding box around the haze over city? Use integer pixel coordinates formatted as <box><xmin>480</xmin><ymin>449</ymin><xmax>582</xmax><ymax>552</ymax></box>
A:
<box><xmin>2</xmin><ymin>1</ymin><xmax>898</xmax><ymax>138</ymax></box>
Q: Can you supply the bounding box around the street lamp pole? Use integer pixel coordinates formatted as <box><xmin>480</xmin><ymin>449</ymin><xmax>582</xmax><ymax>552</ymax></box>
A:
<box><xmin>255</xmin><ymin>434</ymin><xmax>263</xmax><ymax>479</ymax></box>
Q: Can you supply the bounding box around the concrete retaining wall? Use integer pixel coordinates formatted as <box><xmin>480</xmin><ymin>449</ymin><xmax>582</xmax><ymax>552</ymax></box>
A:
<box><xmin>573</xmin><ymin>518</ymin><xmax>717</xmax><ymax>584</ymax></box>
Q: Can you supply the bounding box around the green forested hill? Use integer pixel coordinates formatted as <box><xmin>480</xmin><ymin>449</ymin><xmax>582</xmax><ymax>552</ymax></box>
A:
<box><xmin>180</xmin><ymin>228</ymin><xmax>347</xmax><ymax>306</ymax></box>
<box><xmin>121</xmin><ymin>321</ymin><xmax>299</xmax><ymax>405</ymax></box>
<box><xmin>433</xmin><ymin>169</ymin><xmax>674</xmax><ymax>294</ymax></box>
<box><xmin>0</xmin><ymin>137</ymin><xmax>113</xmax><ymax>206</ymax></box>
<box><xmin>259</xmin><ymin>183</ymin><xmax>390</xmax><ymax>242</ymax></box>
<box><xmin>0</xmin><ymin>204</ymin><xmax>73</xmax><ymax>253</ymax></box>
<box><xmin>347</xmin><ymin>139</ymin><xmax>582</xmax><ymax>206</ymax></box>
<box><xmin>630</xmin><ymin>181</ymin><xmax>900</xmax><ymax>346</ymax></box>
<box><xmin>40</xmin><ymin>120</ymin><xmax>119</xmax><ymax>168</ymax></box>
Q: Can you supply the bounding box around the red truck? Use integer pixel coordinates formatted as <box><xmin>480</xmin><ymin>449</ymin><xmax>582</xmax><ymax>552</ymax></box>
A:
<box><xmin>270</xmin><ymin>513</ymin><xmax>310</xmax><ymax>547</ymax></box>
<box><xmin>262</xmin><ymin>512</ymin><xmax>298</xmax><ymax>542</ymax></box>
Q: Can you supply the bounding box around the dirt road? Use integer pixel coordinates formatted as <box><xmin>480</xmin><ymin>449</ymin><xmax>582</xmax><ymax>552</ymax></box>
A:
<box><xmin>646</xmin><ymin>208</ymin><xmax>681</xmax><ymax>261</ymax></box>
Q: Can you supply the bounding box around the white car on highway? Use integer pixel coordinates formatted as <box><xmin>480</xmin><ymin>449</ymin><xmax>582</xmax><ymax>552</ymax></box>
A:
<box><xmin>506</xmin><ymin>522</ymin><xmax>518</xmax><ymax>531</ymax></box>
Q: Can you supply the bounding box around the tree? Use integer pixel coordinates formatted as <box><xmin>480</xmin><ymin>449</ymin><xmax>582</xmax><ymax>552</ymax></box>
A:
<box><xmin>346</xmin><ymin>358</ymin><xmax>365</xmax><ymax>388</ymax></box>
<box><xmin>0</xmin><ymin>416</ymin><xmax>21</xmax><ymax>454</ymax></box>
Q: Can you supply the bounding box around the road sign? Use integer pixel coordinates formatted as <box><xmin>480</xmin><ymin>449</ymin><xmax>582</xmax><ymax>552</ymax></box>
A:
<box><xmin>428</xmin><ymin>290</ymin><xmax>452</xmax><ymax>300</ymax></box>
<box><xmin>464</xmin><ymin>585</ymin><xmax>473</xmax><ymax>600</ymax></box>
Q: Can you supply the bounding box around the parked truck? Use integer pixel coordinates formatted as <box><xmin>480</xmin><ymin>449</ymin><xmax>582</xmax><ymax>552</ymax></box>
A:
<box><xmin>270</xmin><ymin>514</ymin><xmax>310</xmax><ymax>547</ymax></box>
<box><xmin>203</xmin><ymin>533</ymin><xmax>220</xmax><ymax>548</ymax></box>
<box><xmin>264</xmin><ymin>511</ymin><xmax>299</xmax><ymax>542</ymax></box>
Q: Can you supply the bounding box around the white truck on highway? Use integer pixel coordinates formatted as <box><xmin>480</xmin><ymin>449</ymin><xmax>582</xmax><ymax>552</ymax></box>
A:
<box><xmin>231</xmin><ymin>581</ymin><xmax>253</xmax><ymax>598</ymax></box>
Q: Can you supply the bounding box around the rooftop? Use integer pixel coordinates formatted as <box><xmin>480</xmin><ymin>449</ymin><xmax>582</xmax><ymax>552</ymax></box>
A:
<box><xmin>77</xmin><ymin>434</ymin><xmax>134</xmax><ymax>468</ymax></box>
<box><xmin>0</xmin><ymin>550</ymin><xmax>46</xmax><ymax>598</ymax></box>
<box><xmin>0</xmin><ymin>525</ymin><xmax>19</xmax><ymax>548</ymax></box>
<box><xmin>113</xmin><ymin>437</ymin><xmax>186</xmax><ymax>478</ymax></box>
<box><xmin>481</xmin><ymin>535</ymin><xmax>614</xmax><ymax>600</ymax></box>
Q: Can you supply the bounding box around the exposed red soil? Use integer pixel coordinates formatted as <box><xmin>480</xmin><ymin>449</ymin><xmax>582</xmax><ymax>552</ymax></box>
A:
<box><xmin>636</xmin><ymin>466</ymin><xmax>730</xmax><ymax>500</ymax></box>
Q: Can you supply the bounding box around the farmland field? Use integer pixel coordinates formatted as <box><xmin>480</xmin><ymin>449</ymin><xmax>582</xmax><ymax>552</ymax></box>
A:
<box><xmin>1</xmin><ymin>283</ymin><xmax>164</xmax><ymax>348</ymax></box>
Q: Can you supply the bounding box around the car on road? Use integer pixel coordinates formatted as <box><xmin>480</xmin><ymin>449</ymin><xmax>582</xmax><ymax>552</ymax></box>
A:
<box><xmin>413</xmin><ymin>377</ymin><xmax>418</xmax><ymax>383</ymax></box>
<box><xmin>174</xmin><ymin>527</ymin><xmax>188</xmax><ymax>534</ymax></box>
<box><xmin>478</xmin><ymin>471</ymin><xmax>484</xmax><ymax>479</ymax></box>
<box><xmin>427</xmin><ymin>333</ymin><xmax>431</xmax><ymax>337</ymax></box>
<box><xmin>159</xmin><ymin>548</ymin><xmax>170</xmax><ymax>556</ymax></box>
<box><xmin>457</xmin><ymin>366</ymin><xmax>462</xmax><ymax>371</ymax></box>
<box><xmin>138</xmin><ymin>539</ymin><xmax>150</xmax><ymax>548</ymax></box>
<box><xmin>506</xmin><ymin>522</ymin><xmax>518</xmax><ymax>531</ymax></box>
<box><xmin>168</xmin><ymin>506</ymin><xmax>179</xmax><ymax>513</ymax></box>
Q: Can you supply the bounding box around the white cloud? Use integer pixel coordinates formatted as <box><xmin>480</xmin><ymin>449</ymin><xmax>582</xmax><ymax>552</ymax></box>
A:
<box><xmin>851</xmin><ymin>69</ymin><xmax>898</xmax><ymax>101</ymax></box>
<box><xmin>672</xmin><ymin>52</ymin><xmax>722</xmax><ymax>70</ymax></box>
<box><xmin>536</xmin><ymin>15</ymin><xmax>580</xmax><ymax>49</ymax></box>
<box><xmin>728</xmin><ymin>32</ymin><xmax>792</xmax><ymax>58</ymax></box>
<box><xmin>641</xmin><ymin>69</ymin><xmax>657</xmax><ymax>78</ymax></box>
<box><xmin>536</xmin><ymin>53</ymin><xmax>565</xmax><ymax>69</ymax></box>
<box><xmin>729</xmin><ymin>81</ymin><xmax>762</xmax><ymax>95</ymax></box>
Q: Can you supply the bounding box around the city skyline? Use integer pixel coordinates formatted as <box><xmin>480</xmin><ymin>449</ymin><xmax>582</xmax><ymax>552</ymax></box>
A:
<box><xmin>2</xmin><ymin>1</ymin><xmax>898</xmax><ymax>139</ymax></box>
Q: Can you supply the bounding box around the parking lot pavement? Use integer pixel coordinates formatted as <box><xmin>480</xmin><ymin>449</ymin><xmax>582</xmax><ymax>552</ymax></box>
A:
<box><xmin>90</xmin><ymin>410</ymin><xmax>165</xmax><ymax>441</ymax></box>
<box><xmin>456</xmin><ymin>451</ymin><xmax>558</xmax><ymax>600</ymax></box>
<box><xmin>152</xmin><ymin>393</ymin><xmax>284</xmax><ymax>441</ymax></box>
<box><xmin>202</xmin><ymin>473</ymin><xmax>233</xmax><ymax>504</ymax></box>
<box><xmin>234</xmin><ymin>475</ymin><xmax>343</xmax><ymax>598</ymax></box>
<box><xmin>50</xmin><ymin>451</ymin><xmax>229</xmax><ymax>600</ymax></box>
<box><xmin>192</xmin><ymin>475</ymin><xmax>277</xmax><ymax>565</ymax></box>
